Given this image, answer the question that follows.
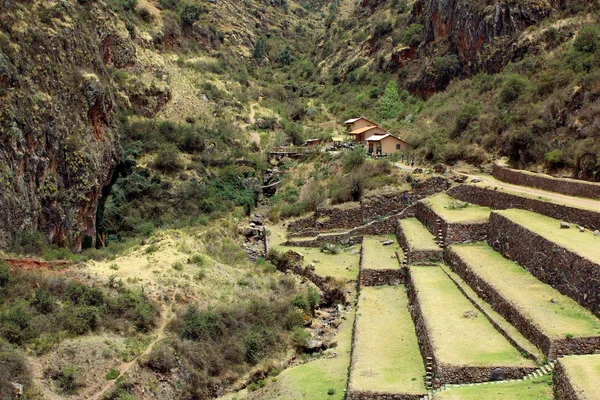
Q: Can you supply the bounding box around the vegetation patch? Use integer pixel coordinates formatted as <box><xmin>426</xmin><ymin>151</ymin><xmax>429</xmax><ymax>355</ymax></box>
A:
<box><xmin>275</xmin><ymin>245</ymin><xmax>360</xmax><ymax>280</ymax></box>
<box><xmin>434</xmin><ymin>375</ymin><xmax>553</xmax><ymax>399</ymax></box>
<box><xmin>361</xmin><ymin>235</ymin><xmax>402</xmax><ymax>270</ymax></box>
<box><xmin>398</xmin><ymin>218</ymin><xmax>439</xmax><ymax>251</ymax></box>
<box><xmin>350</xmin><ymin>286</ymin><xmax>425</xmax><ymax>394</ymax></box>
<box><xmin>450</xmin><ymin>243</ymin><xmax>600</xmax><ymax>339</ymax></box>
<box><xmin>409</xmin><ymin>266</ymin><xmax>534</xmax><ymax>367</ymax></box>
<box><xmin>495</xmin><ymin>209</ymin><xmax>600</xmax><ymax>263</ymax></box>
<box><xmin>421</xmin><ymin>193</ymin><xmax>491</xmax><ymax>223</ymax></box>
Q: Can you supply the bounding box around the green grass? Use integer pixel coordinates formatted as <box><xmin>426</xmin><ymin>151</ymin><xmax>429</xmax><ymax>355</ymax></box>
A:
<box><xmin>450</xmin><ymin>243</ymin><xmax>600</xmax><ymax>339</ymax></box>
<box><xmin>275</xmin><ymin>245</ymin><xmax>360</xmax><ymax>280</ymax></box>
<box><xmin>361</xmin><ymin>235</ymin><xmax>402</xmax><ymax>270</ymax></box>
<box><xmin>399</xmin><ymin>218</ymin><xmax>439</xmax><ymax>251</ymax></box>
<box><xmin>409</xmin><ymin>266</ymin><xmax>534</xmax><ymax>367</ymax></box>
<box><xmin>434</xmin><ymin>375</ymin><xmax>553</xmax><ymax>399</ymax></box>
<box><xmin>495</xmin><ymin>209</ymin><xmax>600</xmax><ymax>263</ymax></box>
<box><xmin>421</xmin><ymin>193</ymin><xmax>491</xmax><ymax>223</ymax></box>
<box><xmin>350</xmin><ymin>286</ymin><xmax>425</xmax><ymax>394</ymax></box>
<box><xmin>559</xmin><ymin>354</ymin><xmax>600</xmax><ymax>398</ymax></box>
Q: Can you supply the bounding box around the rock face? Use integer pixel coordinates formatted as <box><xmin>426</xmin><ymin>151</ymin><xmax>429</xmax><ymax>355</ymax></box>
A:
<box><xmin>0</xmin><ymin>2</ymin><xmax>124</xmax><ymax>251</ymax></box>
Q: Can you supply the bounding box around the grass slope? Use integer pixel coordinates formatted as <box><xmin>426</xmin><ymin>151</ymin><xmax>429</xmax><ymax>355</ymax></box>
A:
<box><xmin>399</xmin><ymin>218</ymin><xmax>439</xmax><ymax>251</ymax></box>
<box><xmin>361</xmin><ymin>235</ymin><xmax>402</xmax><ymax>270</ymax></box>
<box><xmin>559</xmin><ymin>354</ymin><xmax>600</xmax><ymax>398</ymax></box>
<box><xmin>421</xmin><ymin>193</ymin><xmax>491</xmax><ymax>223</ymax></box>
<box><xmin>410</xmin><ymin>266</ymin><xmax>534</xmax><ymax>367</ymax></box>
<box><xmin>434</xmin><ymin>375</ymin><xmax>553</xmax><ymax>400</ymax></box>
<box><xmin>450</xmin><ymin>243</ymin><xmax>600</xmax><ymax>339</ymax></box>
<box><xmin>350</xmin><ymin>286</ymin><xmax>425</xmax><ymax>394</ymax></box>
<box><xmin>495</xmin><ymin>209</ymin><xmax>600</xmax><ymax>263</ymax></box>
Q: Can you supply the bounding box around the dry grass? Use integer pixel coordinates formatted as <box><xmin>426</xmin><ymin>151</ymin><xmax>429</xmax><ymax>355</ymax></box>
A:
<box><xmin>434</xmin><ymin>375</ymin><xmax>553</xmax><ymax>400</ymax></box>
<box><xmin>450</xmin><ymin>243</ymin><xmax>600</xmax><ymax>339</ymax></box>
<box><xmin>559</xmin><ymin>354</ymin><xmax>600</xmax><ymax>398</ymax></box>
<box><xmin>495</xmin><ymin>209</ymin><xmax>600</xmax><ymax>263</ymax></box>
<box><xmin>399</xmin><ymin>218</ymin><xmax>439</xmax><ymax>251</ymax></box>
<box><xmin>421</xmin><ymin>193</ymin><xmax>491</xmax><ymax>223</ymax></box>
<box><xmin>350</xmin><ymin>286</ymin><xmax>425</xmax><ymax>394</ymax></box>
<box><xmin>362</xmin><ymin>236</ymin><xmax>402</xmax><ymax>270</ymax></box>
<box><xmin>409</xmin><ymin>266</ymin><xmax>534</xmax><ymax>367</ymax></box>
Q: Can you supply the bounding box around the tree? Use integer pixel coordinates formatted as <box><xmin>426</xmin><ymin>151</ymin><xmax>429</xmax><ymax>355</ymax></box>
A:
<box><xmin>180</xmin><ymin>3</ymin><xmax>204</xmax><ymax>26</ymax></box>
<box><xmin>499</xmin><ymin>74</ymin><xmax>529</xmax><ymax>105</ymax></box>
<box><xmin>402</xmin><ymin>24</ymin><xmax>423</xmax><ymax>47</ymax></box>
<box><xmin>379</xmin><ymin>81</ymin><xmax>402</xmax><ymax>120</ymax></box>
<box><xmin>252</xmin><ymin>36</ymin><xmax>267</xmax><ymax>60</ymax></box>
<box><xmin>573</xmin><ymin>25</ymin><xmax>600</xmax><ymax>54</ymax></box>
<box><xmin>434</xmin><ymin>54</ymin><xmax>460</xmax><ymax>84</ymax></box>
<box><xmin>278</xmin><ymin>45</ymin><xmax>292</xmax><ymax>65</ymax></box>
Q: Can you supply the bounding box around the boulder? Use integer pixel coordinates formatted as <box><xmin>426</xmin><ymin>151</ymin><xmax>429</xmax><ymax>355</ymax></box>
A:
<box><xmin>382</xmin><ymin>240</ymin><xmax>394</xmax><ymax>246</ymax></box>
<box><xmin>560</xmin><ymin>222</ymin><xmax>570</xmax><ymax>229</ymax></box>
<box><xmin>433</xmin><ymin>163</ymin><xmax>447</xmax><ymax>173</ymax></box>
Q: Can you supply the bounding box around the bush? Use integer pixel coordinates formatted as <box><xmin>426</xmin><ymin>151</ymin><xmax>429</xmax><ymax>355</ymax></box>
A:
<box><xmin>573</xmin><ymin>25</ymin><xmax>600</xmax><ymax>53</ymax></box>
<box><xmin>291</xmin><ymin>295</ymin><xmax>310</xmax><ymax>313</ymax></box>
<box><xmin>0</xmin><ymin>263</ymin><xmax>9</xmax><ymax>288</ymax></box>
<box><xmin>291</xmin><ymin>326</ymin><xmax>310</xmax><ymax>348</ymax></box>
<box><xmin>180</xmin><ymin>3</ymin><xmax>205</xmax><ymax>26</ymax></box>
<box><xmin>172</xmin><ymin>261</ymin><xmax>184</xmax><ymax>271</ymax></box>
<box><xmin>31</xmin><ymin>290</ymin><xmax>56</xmax><ymax>314</ymax></box>
<box><xmin>342</xmin><ymin>147</ymin><xmax>367</xmax><ymax>172</ymax></box>
<box><xmin>434</xmin><ymin>54</ymin><xmax>460</xmax><ymax>84</ymax></box>
<box><xmin>453</xmin><ymin>102</ymin><xmax>480</xmax><ymax>137</ymax></box>
<box><xmin>545</xmin><ymin>149</ymin><xmax>565</xmax><ymax>168</ymax></box>
<box><xmin>16</xmin><ymin>230</ymin><xmax>47</xmax><ymax>256</ymax></box>
<box><xmin>105</xmin><ymin>368</ymin><xmax>120</xmax><ymax>380</ymax></box>
<box><xmin>154</xmin><ymin>143</ymin><xmax>184</xmax><ymax>172</ymax></box>
<box><xmin>402</xmin><ymin>24</ymin><xmax>423</xmax><ymax>47</ymax></box>
<box><xmin>145</xmin><ymin>343</ymin><xmax>177</xmax><ymax>372</ymax></box>
<box><xmin>499</xmin><ymin>74</ymin><xmax>529</xmax><ymax>105</ymax></box>
<box><xmin>56</xmin><ymin>364</ymin><xmax>80</xmax><ymax>394</ymax></box>
<box><xmin>180</xmin><ymin>308</ymin><xmax>223</xmax><ymax>341</ymax></box>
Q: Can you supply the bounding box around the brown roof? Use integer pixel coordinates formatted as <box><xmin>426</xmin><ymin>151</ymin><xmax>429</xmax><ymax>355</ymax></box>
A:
<box><xmin>349</xmin><ymin>126</ymin><xmax>384</xmax><ymax>135</ymax></box>
<box><xmin>366</xmin><ymin>133</ymin><xmax>408</xmax><ymax>144</ymax></box>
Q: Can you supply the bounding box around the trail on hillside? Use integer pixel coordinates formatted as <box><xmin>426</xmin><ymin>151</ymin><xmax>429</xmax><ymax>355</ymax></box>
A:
<box><xmin>462</xmin><ymin>174</ymin><xmax>600</xmax><ymax>211</ymax></box>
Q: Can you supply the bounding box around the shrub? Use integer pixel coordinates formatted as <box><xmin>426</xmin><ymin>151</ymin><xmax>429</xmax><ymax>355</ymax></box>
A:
<box><xmin>434</xmin><ymin>54</ymin><xmax>460</xmax><ymax>84</ymax></box>
<box><xmin>0</xmin><ymin>263</ymin><xmax>9</xmax><ymax>287</ymax></box>
<box><xmin>56</xmin><ymin>364</ymin><xmax>80</xmax><ymax>394</ymax></box>
<box><xmin>62</xmin><ymin>305</ymin><xmax>101</xmax><ymax>335</ymax></box>
<box><xmin>31</xmin><ymin>290</ymin><xmax>56</xmax><ymax>314</ymax></box>
<box><xmin>105</xmin><ymin>368</ymin><xmax>120</xmax><ymax>380</ymax></box>
<box><xmin>402</xmin><ymin>24</ymin><xmax>423</xmax><ymax>47</ymax></box>
<box><xmin>499</xmin><ymin>74</ymin><xmax>529</xmax><ymax>105</ymax></box>
<box><xmin>252</xmin><ymin>36</ymin><xmax>267</xmax><ymax>60</ymax></box>
<box><xmin>180</xmin><ymin>307</ymin><xmax>223</xmax><ymax>341</ymax></box>
<box><xmin>145</xmin><ymin>343</ymin><xmax>177</xmax><ymax>372</ymax></box>
<box><xmin>291</xmin><ymin>295</ymin><xmax>310</xmax><ymax>313</ymax></box>
<box><xmin>573</xmin><ymin>25</ymin><xmax>600</xmax><ymax>53</ymax></box>
<box><xmin>291</xmin><ymin>326</ymin><xmax>310</xmax><ymax>348</ymax></box>
<box><xmin>302</xmin><ymin>181</ymin><xmax>326</xmax><ymax>212</ymax></box>
<box><xmin>545</xmin><ymin>149</ymin><xmax>565</xmax><ymax>168</ymax></box>
<box><xmin>453</xmin><ymin>102</ymin><xmax>480</xmax><ymax>137</ymax></box>
<box><xmin>16</xmin><ymin>230</ymin><xmax>47</xmax><ymax>256</ymax></box>
<box><xmin>172</xmin><ymin>261</ymin><xmax>184</xmax><ymax>271</ymax></box>
<box><xmin>342</xmin><ymin>147</ymin><xmax>367</xmax><ymax>172</ymax></box>
<box><xmin>154</xmin><ymin>143</ymin><xmax>184</xmax><ymax>172</ymax></box>
<box><xmin>188</xmin><ymin>254</ymin><xmax>205</xmax><ymax>266</ymax></box>
<box><xmin>180</xmin><ymin>3</ymin><xmax>205</xmax><ymax>26</ymax></box>
<box><xmin>307</xmin><ymin>287</ymin><xmax>320</xmax><ymax>311</ymax></box>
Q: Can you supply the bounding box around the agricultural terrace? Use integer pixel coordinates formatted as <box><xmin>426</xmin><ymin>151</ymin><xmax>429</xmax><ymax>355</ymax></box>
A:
<box><xmin>494</xmin><ymin>209</ymin><xmax>600</xmax><ymax>263</ymax></box>
<box><xmin>420</xmin><ymin>193</ymin><xmax>491</xmax><ymax>223</ymax></box>
<box><xmin>449</xmin><ymin>243</ymin><xmax>600</xmax><ymax>339</ymax></box>
<box><xmin>279</xmin><ymin>245</ymin><xmax>360</xmax><ymax>280</ymax></box>
<box><xmin>398</xmin><ymin>218</ymin><xmax>439</xmax><ymax>251</ymax></box>
<box><xmin>558</xmin><ymin>354</ymin><xmax>600</xmax><ymax>399</ymax></box>
<box><xmin>409</xmin><ymin>266</ymin><xmax>535</xmax><ymax>368</ymax></box>
<box><xmin>361</xmin><ymin>235</ymin><xmax>402</xmax><ymax>270</ymax></box>
<box><xmin>350</xmin><ymin>286</ymin><xmax>425</xmax><ymax>395</ymax></box>
<box><xmin>434</xmin><ymin>375</ymin><xmax>553</xmax><ymax>400</ymax></box>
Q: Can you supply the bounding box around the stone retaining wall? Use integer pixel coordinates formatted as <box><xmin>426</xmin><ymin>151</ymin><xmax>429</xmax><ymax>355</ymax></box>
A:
<box><xmin>493</xmin><ymin>163</ymin><xmax>600</xmax><ymax>200</ymax></box>
<box><xmin>282</xmin><ymin>235</ymin><xmax>363</xmax><ymax>248</ymax></box>
<box><xmin>406</xmin><ymin>271</ymin><xmax>535</xmax><ymax>387</ymax></box>
<box><xmin>347</xmin><ymin>391</ymin><xmax>423</xmax><ymax>400</ymax></box>
<box><xmin>488</xmin><ymin>212</ymin><xmax>600</xmax><ymax>315</ymax></box>
<box><xmin>359</xmin><ymin>269</ymin><xmax>405</xmax><ymax>286</ymax></box>
<box><xmin>396</xmin><ymin>224</ymin><xmax>443</xmax><ymax>265</ymax></box>
<box><xmin>553</xmin><ymin>360</ymin><xmax>580</xmax><ymax>400</ymax></box>
<box><xmin>288</xmin><ymin>177</ymin><xmax>451</xmax><ymax>236</ymax></box>
<box><xmin>447</xmin><ymin>185</ymin><xmax>600</xmax><ymax>230</ymax></box>
<box><xmin>445</xmin><ymin>249</ymin><xmax>600</xmax><ymax>359</ymax></box>
<box><xmin>415</xmin><ymin>202</ymin><xmax>488</xmax><ymax>245</ymax></box>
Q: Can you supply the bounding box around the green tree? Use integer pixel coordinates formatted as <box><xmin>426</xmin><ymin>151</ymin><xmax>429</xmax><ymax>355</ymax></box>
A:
<box><xmin>499</xmin><ymin>74</ymin><xmax>529</xmax><ymax>105</ymax></box>
<box><xmin>180</xmin><ymin>3</ymin><xmax>204</xmax><ymax>26</ymax></box>
<box><xmin>573</xmin><ymin>25</ymin><xmax>600</xmax><ymax>53</ymax></box>
<box><xmin>252</xmin><ymin>36</ymin><xmax>267</xmax><ymax>60</ymax></box>
<box><xmin>278</xmin><ymin>45</ymin><xmax>292</xmax><ymax>65</ymax></box>
<box><xmin>402</xmin><ymin>24</ymin><xmax>423</xmax><ymax>47</ymax></box>
<box><xmin>379</xmin><ymin>81</ymin><xmax>402</xmax><ymax>120</ymax></box>
<box><xmin>434</xmin><ymin>54</ymin><xmax>460</xmax><ymax>84</ymax></box>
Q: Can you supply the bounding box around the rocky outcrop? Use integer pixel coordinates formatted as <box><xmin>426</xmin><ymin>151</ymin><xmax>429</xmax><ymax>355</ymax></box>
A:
<box><xmin>0</xmin><ymin>2</ymin><xmax>125</xmax><ymax>251</ymax></box>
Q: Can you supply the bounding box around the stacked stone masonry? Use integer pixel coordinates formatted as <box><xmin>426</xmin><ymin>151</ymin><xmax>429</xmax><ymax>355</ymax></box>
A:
<box><xmin>359</xmin><ymin>269</ymin><xmax>405</xmax><ymax>286</ymax></box>
<box><xmin>445</xmin><ymin>249</ymin><xmax>600</xmax><ymax>359</ymax></box>
<box><xmin>346</xmin><ymin>392</ymin><xmax>423</xmax><ymax>400</ymax></box>
<box><xmin>447</xmin><ymin>185</ymin><xmax>600</xmax><ymax>231</ymax></box>
<box><xmin>553</xmin><ymin>361</ymin><xmax>580</xmax><ymax>400</ymax></box>
<box><xmin>287</xmin><ymin>177</ymin><xmax>451</xmax><ymax>236</ymax></box>
<box><xmin>396</xmin><ymin>225</ymin><xmax>443</xmax><ymax>265</ymax></box>
<box><xmin>493</xmin><ymin>163</ymin><xmax>600</xmax><ymax>200</ymax></box>
<box><xmin>415</xmin><ymin>201</ymin><xmax>488</xmax><ymax>245</ymax></box>
<box><xmin>487</xmin><ymin>212</ymin><xmax>600</xmax><ymax>315</ymax></box>
<box><xmin>405</xmin><ymin>272</ymin><xmax>535</xmax><ymax>387</ymax></box>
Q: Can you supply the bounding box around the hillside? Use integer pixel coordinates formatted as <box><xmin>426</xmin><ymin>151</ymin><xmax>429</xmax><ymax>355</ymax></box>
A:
<box><xmin>1</xmin><ymin>0</ymin><xmax>600</xmax><ymax>399</ymax></box>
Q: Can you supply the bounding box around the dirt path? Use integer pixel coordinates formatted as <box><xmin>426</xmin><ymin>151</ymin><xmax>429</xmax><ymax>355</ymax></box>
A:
<box><xmin>462</xmin><ymin>173</ymin><xmax>600</xmax><ymax>211</ymax></box>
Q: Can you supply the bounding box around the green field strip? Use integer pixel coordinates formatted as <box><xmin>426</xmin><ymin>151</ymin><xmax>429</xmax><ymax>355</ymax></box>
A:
<box><xmin>410</xmin><ymin>266</ymin><xmax>535</xmax><ymax>368</ymax></box>
<box><xmin>350</xmin><ymin>286</ymin><xmax>426</xmax><ymax>394</ymax></box>
<box><xmin>559</xmin><ymin>354</ymin><xmax>600</xmax><ymax>398</ymax></box>
<box><xmin>450</xmin><ymin>243</ymin><xmax>600</xmax><ymax>339</ymax></box>
<box><xmin>434</xmin><ymin>375</ymin><xmax>553</xmax><ymax>400</ymax></box>
<box><xmin>420</xmin><ymin>193</ymin><xmax>491</xmax><ymax>223</ymax></box>
<box><xmin>495</xmin><ymin>209</ymin><xmax>600</xmax><ymax>264</ymax></box>
<box><xmin>438</xmin><ymin>264</ymin><xmax>544</xmax><ymax>362</ymax></box>
<box><xmin>275</xmin><ymin>245</ymin><xmax>360</xmax><ymax>280</ymax></box>
<box><xmin>362</xmin><ymin>235</ymin><xmax>402</xmax><ymax>270</ymax></box>
<box><xmin>399</xmin><ymin>218</ymin><xmax>440</xmax><ymax>251</ymax></box>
